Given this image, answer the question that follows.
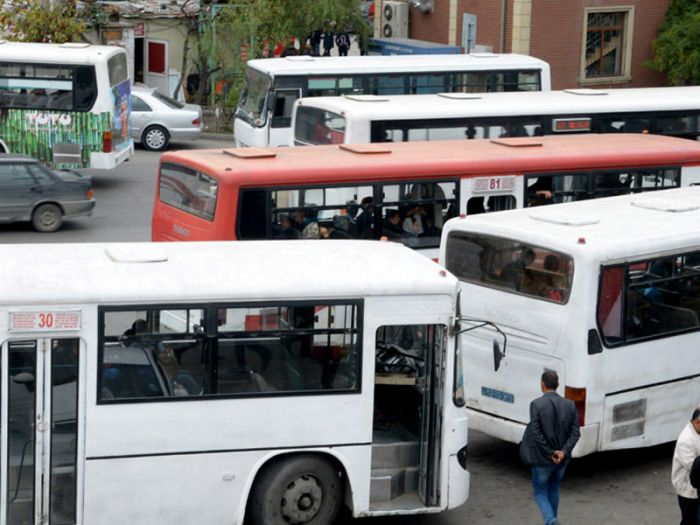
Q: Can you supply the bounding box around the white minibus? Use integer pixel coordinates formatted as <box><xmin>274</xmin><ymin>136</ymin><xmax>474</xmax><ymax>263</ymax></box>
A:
<box><xmin>235</xmin><ymin>53</ymin><xmax>551</xmax><ymax>147</ymax></box>
<box><xmin>1</xmin><ymin>240</ymin><xmax>468</xmax><ymax>524</ymax></box>
<box><xmin>0</xmin><ymin>41</ymin><xmax>134</xmax><ymax>169</ymax></box>
<box><xmin>291</xmin><ymin>86</ymin><xmax>700</xmax><ymax>146</ymax></box>
<box><xmin>440</xmin><ymin>186</ymin><xmax>700</xmax><ymax>456</ymax></box>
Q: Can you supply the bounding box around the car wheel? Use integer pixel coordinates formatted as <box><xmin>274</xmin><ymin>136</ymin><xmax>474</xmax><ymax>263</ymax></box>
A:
<box><xmin>32</xmin><ymin>203</ymin><xmax>63</xmax><ymax>233</ymax></box>
<box><xmin>142</xmin><ymin>125</ymin><xmax>170</xmax><ymax>151</ymax></box>
<box><xmin>248</xmin><ymin>455</ymin><xmax>343</xmax><ymax>525</ymax></box>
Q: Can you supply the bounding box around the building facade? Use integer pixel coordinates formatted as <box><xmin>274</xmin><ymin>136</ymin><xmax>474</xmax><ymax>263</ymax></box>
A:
<box><xmin>388</xmin><ymin>0</ymin><xmax>671</xmax><ymax>89</ymax></box>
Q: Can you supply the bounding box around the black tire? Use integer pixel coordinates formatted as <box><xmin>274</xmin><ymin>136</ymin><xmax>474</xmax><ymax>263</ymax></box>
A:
<box><xmin>248</xmin><ymin>454</ymin><xmax>343</xmax><ymax>525</ymax></box>
<box><xmin>141</xmin><ymin>125</ymin><xmax>170</xmax><ymax>151</ymax></box>
<box><xmin>32</xmin><ymin>203</ymin><xmax>63</xmax><ymax>232</ymax></box>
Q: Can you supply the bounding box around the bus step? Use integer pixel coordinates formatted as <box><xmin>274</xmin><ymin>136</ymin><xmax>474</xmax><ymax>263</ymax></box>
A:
<box><xmin>370</xmin><ymin>468</ymin><xmax>405</xmax><ymax>502</ymax></box>
<box><xmin>371</xmin><ymin>440</ymin><xmax>419</xmax><ymax>469</ymax></box>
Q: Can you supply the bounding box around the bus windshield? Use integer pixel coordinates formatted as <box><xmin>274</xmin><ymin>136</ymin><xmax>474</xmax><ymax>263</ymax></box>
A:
<box><xmin>445</xmin><ymin>232</ymin><xmax>574</xmax><ymax>304</ymax></box>
<box><xmin>238</xmin><ymin>68</ymin><xmax>272</xmax><ymax>126</ymax></box>
<box><xmin>295</xmin><ymin>106</ymin><xmax>346</xmax><ymax>145</ymax></box>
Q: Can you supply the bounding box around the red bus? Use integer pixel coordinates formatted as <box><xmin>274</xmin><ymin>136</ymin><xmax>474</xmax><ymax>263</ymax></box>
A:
<box><xmin>152</xmin><ymin>134</ymin><xmax>700</xmax><ymax>258</ymax></box>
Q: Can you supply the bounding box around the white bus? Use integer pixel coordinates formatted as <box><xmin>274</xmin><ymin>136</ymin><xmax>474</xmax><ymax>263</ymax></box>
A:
<box><xmin>0</xmin><ymin>240</ymin><xmax>469</xmax><ymax>524</ymax></box>
<box><xmin>234</xmin><ymin>53</ymin><xmax>551</xmax><ymax>147</ymax></box>
<box><xmin>440</xmin><ymin>186</ymin><xmax>700</xmax><ymax>456</ymax></box>
<box><xmin>0</xmin><ymin>42</ymin><xmax>134</xmax><ymax>169</ymax></box>
<box><xmin>291</xmin><ymin>86</ymin><xmax>700</xmax><ymax>146</ymax></box>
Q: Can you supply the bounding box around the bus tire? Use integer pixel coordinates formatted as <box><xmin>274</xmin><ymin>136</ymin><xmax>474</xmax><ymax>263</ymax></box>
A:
<box><xmin>248</xmin><ymin>454</ymin><xmax>343</xmax><ymax>525</ymax></box>
<box><xmin>142</xmin><ymin>125</ymin><xmax>170</xmax><ymax>151</ymax></box>
<box><xmin>32</xmin><ymin>203</ymin><xmax>63</xmax><ymax>232</ymax></box>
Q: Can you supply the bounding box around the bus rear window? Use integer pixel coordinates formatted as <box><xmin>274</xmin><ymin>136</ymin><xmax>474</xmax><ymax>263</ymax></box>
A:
<box><xmin>159</xmin><ymin>162</ymin><xmax>218</xmax><ymax>221</ymax></box>
<box><xmin>107</xmin><ymin>53</ymin><xmax>128</xmax><ymax>87</ymax></box>
<box><xmin>294</xmin><ymin>106</ymin><xmax>345</xmax><ymax>145</ymax></box>
<box><xmin>445</xmin><ymin>232</ymin><xmax>573</xmax><ymax>303</ymax></box>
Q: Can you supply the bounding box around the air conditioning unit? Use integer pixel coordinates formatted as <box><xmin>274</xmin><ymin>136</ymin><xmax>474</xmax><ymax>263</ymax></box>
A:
<box><xmin>382</xmin><ymin>1</ymin><xmax>409</xmax><ymax>38</ymax></box>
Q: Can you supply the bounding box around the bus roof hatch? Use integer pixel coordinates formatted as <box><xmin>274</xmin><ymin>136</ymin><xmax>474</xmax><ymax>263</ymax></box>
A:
<box><xmin>631</xmin><ymin>198</ymin><xmax>699</xmax><ymax>213</ymax></box>
<box><xmin>223</xmin><ymin>148</ymin><xmax>277</xmax><ymax>159</ymax></box>
<box><xmin>339</xmin><ymin>144</ymin><xmax>392</xmax><ymax>154</ymax></box>
<box><xmin>490</xmin><ymin>138</ymin><xmax>543</xmax><ymax>148</ymax></box>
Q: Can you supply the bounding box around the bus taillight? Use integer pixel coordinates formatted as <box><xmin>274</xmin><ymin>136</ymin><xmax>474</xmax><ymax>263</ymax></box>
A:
<box><xmin>565</xmin><ymin>386</ymin><xmax>586</xmax><ymax>427</ymax></box>
<box><xmin>103</xmin><ymin>131</ymin><xmax>113</xmax><ymax>153</ymax></box>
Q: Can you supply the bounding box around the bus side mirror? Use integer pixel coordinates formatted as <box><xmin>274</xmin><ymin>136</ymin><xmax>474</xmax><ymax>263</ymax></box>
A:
<box><xmin>493</xmin><ymin>339</ymin><xmax>505</xmax><ymax>372</ymax></box>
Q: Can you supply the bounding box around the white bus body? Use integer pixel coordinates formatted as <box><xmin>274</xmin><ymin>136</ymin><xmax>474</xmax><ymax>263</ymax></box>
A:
<box><xmin>235</xmin><ymin>53</ymin><xmax>551</xmax><ymax>148</ymax></box>
<box><xmin>291</xmin><ymin>86</ymin><xmax>700</xmax><ymax>146</ymax></box>
<box><xmin>0</xmin><ymin>240</ymin><xmax>468</xmax><ymax>524</ymax></box>
<box><xmin>440</xmin><ymin>186</ymin><xmax>700</xmax><ymax>456</ymax></box>
<box><xmin>0</xmin><ymin>42</ymin><xmax>134</xmax><ymax>169</ymax></box>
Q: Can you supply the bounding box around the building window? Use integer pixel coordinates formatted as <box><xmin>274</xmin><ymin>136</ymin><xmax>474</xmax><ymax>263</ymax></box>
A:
<box><xmin>581</xmin><ymin>7</ymin><xmax>634</xmax><ymax>83</ymax></box>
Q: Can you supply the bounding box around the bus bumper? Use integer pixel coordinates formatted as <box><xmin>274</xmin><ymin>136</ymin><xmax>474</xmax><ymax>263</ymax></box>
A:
<box><xmin>90</xmin><ymin>140</ymin><xmax>134</xmax><ymax>170</ymax></box>
<box><xmin>467</xmin><ymin>408</ymin><xmax>599</xmax><ymax>457</ymax></box>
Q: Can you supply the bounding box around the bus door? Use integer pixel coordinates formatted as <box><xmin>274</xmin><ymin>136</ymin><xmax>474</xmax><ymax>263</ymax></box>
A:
<box><xmin>418</xmin><ymin>324</ymin><xmax>445</xmax><ymax>506</ymax></box>
<box><xmin>3</xmin><ymin>337</ymin><xmax>81</xmax><ymax>525</ymax></box>
<box><xmin>268</xmin><ymin>87</ymin><xmax>302</xmax><ymax>147</ymax></box>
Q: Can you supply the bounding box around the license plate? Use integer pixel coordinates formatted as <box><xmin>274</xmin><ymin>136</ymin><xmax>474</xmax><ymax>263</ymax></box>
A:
<box><xmin>481</xmin><ymin>386</ymin><xmax>515</xmax><ymax>404</ymax></box>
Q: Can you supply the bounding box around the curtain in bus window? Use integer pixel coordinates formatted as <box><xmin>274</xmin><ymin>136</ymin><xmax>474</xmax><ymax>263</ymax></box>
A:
<box><xmin>598</xmin><ymin>266</ymin><xmax>624</xmax><ymax>343</ymax></box>
<box><xmin>216</xmin><ymin>304</ymin><xmax>359</xmax><ymax>394</ymax></box>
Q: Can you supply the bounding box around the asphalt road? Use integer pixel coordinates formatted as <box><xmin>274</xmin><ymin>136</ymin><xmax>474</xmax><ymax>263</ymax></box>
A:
<box><xmin>0</xmin><ymin>137</ymin><xmax>682</xmax><ymax>524</ymax></box>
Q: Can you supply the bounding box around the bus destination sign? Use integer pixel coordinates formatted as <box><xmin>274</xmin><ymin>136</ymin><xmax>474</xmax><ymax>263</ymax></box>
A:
<box><xmin>553</xmin><ymin>117</ymin><xmax>592</xmax><ymax>132</ymax></box>
<box><xmin>472</xmin><ymin>175</ymin><xmax>516</xmax><ymax>194</ymax></box>
<box><xmin>9</xmin><ymin>310</ymin><xmax>82</xmax><ymax>332</ymax></box>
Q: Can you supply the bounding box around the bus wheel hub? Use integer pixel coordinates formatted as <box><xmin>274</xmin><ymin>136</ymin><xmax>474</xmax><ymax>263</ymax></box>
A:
<box><xmin>281</xmin><ymin>475</ymin><xmax>323</xmax><ymax>523</ymax></box>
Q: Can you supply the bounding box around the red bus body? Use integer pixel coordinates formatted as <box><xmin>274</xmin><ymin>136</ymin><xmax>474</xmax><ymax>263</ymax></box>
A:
<box><xmin>152</xmin><ymin>134</ymin><xmax>700</xmax><ymax>244</ymax></box>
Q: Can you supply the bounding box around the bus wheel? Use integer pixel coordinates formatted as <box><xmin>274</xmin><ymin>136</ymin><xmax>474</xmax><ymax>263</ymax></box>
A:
<box><xmin>248</xmin><ymin>454</ymin><xmax>343</xmax><ymax>525</ymax></box>
<box><xmin>142</xmin><ymin>125</ymin><xmax>170</xmax><ymax>151</ymax></box>
<box><xmin>32</xmin><ymin>203</ymin><xmax>63</xmax><ymax>232</ymax></box>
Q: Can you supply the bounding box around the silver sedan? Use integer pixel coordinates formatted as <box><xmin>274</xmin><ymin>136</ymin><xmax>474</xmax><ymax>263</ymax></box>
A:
<box><xmin>131</xmin><ymin>85</ymin><xmax>203</xmax><ymax>151</ymax></box>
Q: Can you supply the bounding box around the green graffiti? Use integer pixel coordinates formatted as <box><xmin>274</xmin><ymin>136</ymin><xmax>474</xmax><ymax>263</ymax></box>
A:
<box><xmin>0</xmin><ymin>108</ymin><xmax>128</xmax><ymax>169</ymax></box>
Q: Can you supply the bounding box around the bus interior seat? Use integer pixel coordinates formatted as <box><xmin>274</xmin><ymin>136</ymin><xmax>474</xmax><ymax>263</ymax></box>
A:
<box><xmin>650</xmin><ymin>303</ymin><xmax>700</xmax><ymax>330</ymax></box>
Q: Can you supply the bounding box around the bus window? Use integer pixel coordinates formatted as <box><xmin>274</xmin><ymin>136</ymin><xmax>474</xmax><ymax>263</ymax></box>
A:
<box><xmin>410</xmin><ymin>74</ymin><xmax>447</xmax><ymax>94</ymax></box>
<box><xmin>656</xmin><ymin>114</ymin><xmax>700</xmax><ymax>138</ymax></box>
<box><xmin>271</xmin><ymin>89</ymin><xmax>300</xmax><ymax>128</ymax></box>
<box><xmin>598</xmin><ymin>251</ymin><xmax>700</xmax><ymax>345</ymax></box>
<box><xmin>267</xmin><ymin>185</ymin><xmax>373</xmax><ymax>240</ymax></box>
<box><xmin>445</xmin><ymin>232</ymin><xmax>573</xmax><ymax>303</ymax></box>
<box><xmin>378</xmin><ymin>181</ymin><xmax>457</xmax><ymax>248</ymax></box>
<box><xmin>294</xmin><ymin>106</ymin><xmax>345</xmax><ymax>145</ymax></box>
<box><xmin>217</xmin><ymin>303</ymin><xmax>359</xmax><ymax>393</ymax></box>
<box><xmin>526</xmin><ymin>173</ymin><xmax>589</xmax><ymax>205</ymax></box>
<box><xmin>159</xmin><ymin>163</ymin><xmax>218</xmax><ymax>221</ymax></box>
<box><xmin>368</xmin><ymin>74</ymin><xmax>406</xmax><ymax>95</ymax></box>
<box><xmin>307</xmin><ymin>77</ymin><xmax>363</xmax><ymax>97</ymax></box>
<box><xmin>599</xmin><ymin>115</ymin><xmax>651</xmax><ymax>134</ymax></box>
<box><xmin>238</xmin><ymin>189</ymin><xmax>269</xmax><ymax>239</ymax></box>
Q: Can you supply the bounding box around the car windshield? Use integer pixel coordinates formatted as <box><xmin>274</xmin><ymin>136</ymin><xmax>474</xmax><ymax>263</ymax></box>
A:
<box><xmin>237</xmin><ymin>67</ymin><xmax>272</xmax><ymax>127</ymax></box>
<box><xmin>152</xmin><ymin>91</ymin><xmax>185</xmax><ymax>109</ymax></box>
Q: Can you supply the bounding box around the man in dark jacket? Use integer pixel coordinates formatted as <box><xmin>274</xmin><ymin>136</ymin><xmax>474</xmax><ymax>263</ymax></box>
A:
<box><xmin>524</xmin><ymin>370</ymin><xmax>580</xmax><ymax>525</ymax></box>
